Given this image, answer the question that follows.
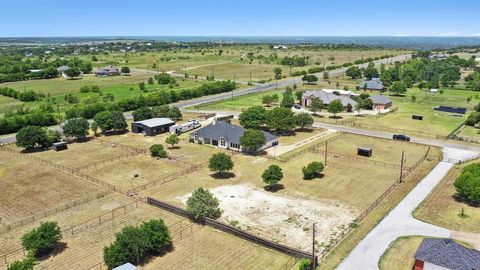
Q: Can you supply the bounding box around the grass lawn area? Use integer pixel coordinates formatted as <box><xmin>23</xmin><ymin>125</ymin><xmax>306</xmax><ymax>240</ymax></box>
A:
<box><xmin>0</xmin><ymin>150</ymin><xmax>102</xmax><ymax>224</ymax></box>
<box><xmin>355</xmin><ymin>88</ymin><xmax>478</xmax><ymax>136</ymax></box>
<box><xmin>413</xmin><ymin>159</ymin><xmax>480</xmax><ymax>232</ymax></box>
<box><xmin>190</xmin><ymin>62</ymin><xmax>279</xmax><ymax>82</ymax></box>
<box><xmin>457</xmin><ymin>125</ymin><xmax>480</xmax><ymax>141</ymax></box>
<box><xmin>0</xmin><ymin>95</ymin><xmax>23</xmax><ymax>115</ymax></box>
<box><xmin>1</xmin><ymin>72</ymin><xmax>153</xmax><ymax>96</ymax></box>
<box><xmin>27</xmin><ymin>140</ymin><xmax>128</xmax><ymax>169</ymax></box>
<box><xmin>144</xmin><ymin>226</ymin><xmax>293</xmax><ymax>270</ymax></box>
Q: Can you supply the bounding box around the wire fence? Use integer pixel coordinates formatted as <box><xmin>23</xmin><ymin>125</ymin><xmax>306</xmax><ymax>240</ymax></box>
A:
<box><xmin>316</xmin><ymin>146</ymin><xmax>432</xmax><ymax>261</ymax></box>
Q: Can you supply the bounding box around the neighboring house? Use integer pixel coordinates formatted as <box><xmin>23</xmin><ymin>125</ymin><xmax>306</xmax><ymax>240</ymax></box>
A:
<box><xmin>190</xmin><ymin>120</ymin><xmax>278</xmax><ymax>152</ymax></box>
<box><xmin>95</xmin><ymin>65</ymin><xmax>120</xmax><ymax>76</ymax></box>
<box><xmin>273</xmin><ymin>45</ymin><xmax>288</xmax><ymax>49</ymax></box>
<box><xmin>131</xmin><ymin>118</ymin><xmax>175</xmax><ymax>136</ymax></box>
<box><xmin>414</xmin><ymin>238</ymin><xmax>480</xmax><ymax>270</ymax></box>
<box><xmin>429</xmin><ymin>53</ymin><xmax>447</xmax><ymax>60</ymax></box>
<box><xmin>369</xmin><ymin>94</ymin><xmax>393</xmax><ymax>110</ymax></box>
<box><xmin>322</xmin><ymin>88</ymin><xmax>360</xmax><ymax>98</ymax></box>
<box><xmin>113</xmin><ymin>263</ymin><xmax>138</xmax><ymax>270</ymax></box>
<box><xmin>359</xmin><ymin>78</ymin><xmax>384</xmax><ymax>91</ymax></box>
<box><xmin>57</xmin><ymin>65</ymin><xmax>70</xmax><ymax>77</ymax></box>
<box><xmin>302</xmin><ymin>90</ymin><xmax>358</xmax><ymax>109</ymax></box>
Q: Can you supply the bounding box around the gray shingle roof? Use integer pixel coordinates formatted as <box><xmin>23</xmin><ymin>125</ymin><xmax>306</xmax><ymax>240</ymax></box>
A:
<box><xmin>360</xmin><ymin>78</ymin><xmax>384</xmax><ymax>90</ymax></box>
<box><xmin>415</xmin><ymin>238</ymin><xmax>480</xmax><ymax>270</ymax></box>
<box><xmin>194</xmin><ymin>121</ymin><xmax>277</xmax><ymax>145</ymax></box>
<box><xmin>133</xmin><ymin>118</ymin><xmax>174</xmax><ymax>128</ymax></box>
<box><xmin>369</xmin><ymin>94</ymin><xmax>392</xmax><ymax>105</ymax></box>
<box><xmin>302</xmin><ymin>90</ymin><xmax>357</xmax><ymax>107</ymax></box>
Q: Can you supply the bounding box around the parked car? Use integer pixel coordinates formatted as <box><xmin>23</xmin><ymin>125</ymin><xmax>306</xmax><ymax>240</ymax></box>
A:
<box><xmin>393</xmin><ymin>134</ymin><xmax>410</xmax><ymax>142</ymax></box>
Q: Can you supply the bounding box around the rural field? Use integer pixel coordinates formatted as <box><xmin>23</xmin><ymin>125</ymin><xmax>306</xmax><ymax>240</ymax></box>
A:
<box><xmin>413</xmin><ymin>159</ymin><xmax>480</xmax><ymax>232</ymax></box>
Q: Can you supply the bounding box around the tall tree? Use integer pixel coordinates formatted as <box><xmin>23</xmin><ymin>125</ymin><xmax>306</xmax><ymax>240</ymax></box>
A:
<box><xmin>63</xmin><ymin>118</ymin><xmax>90</xmax><ymax>140</ymax></box>
<box><xmin>327</xmin><ymin>100</ymin><xmax>343</xmax><ymax>118</ymax></box>
<box><xmin>262</xmin><ymin>165</ymin><xmax>283</xmax><ymax>189</ymax></box>
<box><xmin>239</xmin><ymin>106</ymin><xmax>268</xmax><ymax>129</ymax></box>
<box><xmin>267</xmin><ymin>107</ymin><xmax>296</xmax><ymax>133</ymax></box>
<box><xmin>208</xmin><ymin>153</ymin><xmax>234</xmax><ymax>176</ymax></box>
<box><xmin>239</xmin><ymin>129</ymin><xmax>266</xmax><ymax>152</ymax></box>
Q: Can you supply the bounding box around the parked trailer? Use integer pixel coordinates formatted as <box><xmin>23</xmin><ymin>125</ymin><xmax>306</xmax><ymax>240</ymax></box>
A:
<box><xmin>170</xmin><ymin>120</ymin><xmax>201</xmax><ymax>134</ymax></box>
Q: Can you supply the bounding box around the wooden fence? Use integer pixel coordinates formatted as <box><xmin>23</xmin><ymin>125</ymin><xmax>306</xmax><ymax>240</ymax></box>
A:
<box><xmin>1</xmin><ymin>191</ymin><xmax>110</xmax><ymax>233</ymax></box>
<box><xmin>76</xmin><ymin>152</ymin><xmax>140</xmax><ymax>171</ymax></box>
<box><xmin>146</xmin><ymin>197</ymin><xmax>315</xmax><ymax>260</ymax></box>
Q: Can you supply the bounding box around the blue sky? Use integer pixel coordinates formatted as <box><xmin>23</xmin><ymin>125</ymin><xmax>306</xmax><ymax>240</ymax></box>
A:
<box><xmin>0</xmin><ymin>0</ymin><xmax>479</xmax><ymax>37</ymax></box>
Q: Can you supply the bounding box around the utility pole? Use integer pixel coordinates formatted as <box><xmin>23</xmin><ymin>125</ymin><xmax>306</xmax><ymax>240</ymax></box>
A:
<box><xmin>325</xmin><ymin>141</ymin><xmax>328</xmax><ymax>166</ymax></box>
<box><xmin>399</xmin><ymin>150</ymin><xmax>405</xmax><ymax>183</ymax></box>
<box><xmin>312</xmin><ymin>222</ymin><xmax>316</xmax><ymax>270</ymax></box>
<box><xmin>249</xmin><ymin>71</ymin><xmax>252</xmax><ymax>85</ymax></box>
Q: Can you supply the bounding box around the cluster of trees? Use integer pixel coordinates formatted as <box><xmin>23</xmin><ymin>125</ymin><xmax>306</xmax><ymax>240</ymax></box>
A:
<box><xmin>301</xmin><ymin>74</ymin><xmax>318</xmax><ymax>84</ymax></box>
<box><xmin>0</xmin><ymin>55</ymin><xmax>92</xmax><ymax>83</ymax></box>
<box><xmin>465</xmin><ymin>71</ymin><xmax>480</xmax><ymax>91</ymax></box>
<box><xmin>261</xmin><ymin>93</ymin><xmax>279</xmax><ymax>106</ymax></box>
<box><xmin>154</xmin><ymin>72</ymin><xmax>177</xmax><ymax>85</ymax></box>
<box><xmin>8</xmin><ymin>221</ymin><xmax>62</xmax><ymax>270</ymax></box>
<box><xmin>93</xmin><ymin>110</ymin><xmax>127</xmax><ymax>133</ymax></box>
<box><xmin>0</xmin><ymin>87</ymin><xmax>44</xmax><ymax>102</ymax></box>
<box><xmin>66</xmin><ymin>81</ymin><xmax>236</xmax><ymax>120</ymax></box>
<box><xmin>465</xmin><ymin>103</ymin><xmax>480</xmax><ymax>126</ymax></box>
<box><xmin>280</xmin><ymin>55</ymin><xmax>308</xmax><ymax>67</ymax></box>
<box><xmin>239</xmin><ymin>106</ymin><xmax>314</xmax><ymax>134</ymax></box>
<box><xmin>103</xmin><ymin>219</ymin><xmax>172</xmax><ymax>269</ymax></box>
<box><xmin>0</xmin><ymin>111</ymin><xmax>58</xmax><ymax>135</ymax></box>
<box><xmin>15</xmin><ymin>126</ymin><xmax>60</xmax><ymax>149</ymax></box>
<box><xmin>453</xmin><ymin>163</ymin><xmax>480</xmax><ymax>203</ymax></box>
<box><xmin>132</xmin><ymin>105</ymin><xmax>182</xmax><ymax>121</ymax></box>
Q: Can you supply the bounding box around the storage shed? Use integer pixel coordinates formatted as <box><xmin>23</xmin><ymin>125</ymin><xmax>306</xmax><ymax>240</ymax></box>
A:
<box><xmin>357</xmin><ymin>147</ymin><xmax>372</xmax><ymax>157</ymax></box>
<box><xmin>52</xmin><ymin>142</ymin><xmax>68</xmax><ymax>152</ymax></box>
<box><xmin>131</xmin><ymin>118</ymin><xmax>175</xmax><ymax>136</ymax></box>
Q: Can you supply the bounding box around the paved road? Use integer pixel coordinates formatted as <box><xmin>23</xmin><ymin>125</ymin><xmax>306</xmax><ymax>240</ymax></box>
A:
<box><xmin>0</xmin><ymin>54</ymin><xmax>410</xmax><ymax>145</ymax></box>
<box><xmin>313</xmin><ymin>122</ymin><xmax>480</xmax><ymax>153</ymax></box>
<box><xmin>337</xmin><ymin>147</ymin><xmax>480</xmax><ymax>270</ymax></box>
<box><xmin>173</xmin><ymin>54</ymin><xmax>412</xmax><ymax>109</ymax></box>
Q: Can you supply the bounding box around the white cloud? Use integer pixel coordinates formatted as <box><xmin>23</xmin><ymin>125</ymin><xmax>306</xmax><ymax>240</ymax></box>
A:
<box><xmin>436</xmin><ymin>32</ymin><xmax>461</xmax><ymax>36</ymax></box>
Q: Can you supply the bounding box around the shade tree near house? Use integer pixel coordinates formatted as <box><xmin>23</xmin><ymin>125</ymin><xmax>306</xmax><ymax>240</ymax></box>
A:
<box><xmin>301</xmin><ymin>74</ymin><xmax>318</xmax><ymax>85</ymax></box>
<box><xmin>132</xmin><ymin>107</ymin><xmax>154</xmax><ymax>121</ymax></box>
<box><xmin>390</xmin><ymin>81</ymin><xmax>407</xmax><ymax>96</ymax></box>
<box><xmin>62</xmin><ymin>117</ymin><xmax>90</xmax><ymax>140</ymax></box>
<box><xmin>186</xmin><ymin>187</ymin><xmax>222</xmax><ymax>221</ymax></box>
<box><xmin>21</xmin><ymin>221</ymin><xmax>62</xmax><ymax>257</ymax></box>
<box><xmin>103</xmin><ymin>219</ymin><xmax>172</xmax><ymax>269</ymax></box>
<box><xmin>165</xmin><ymin>134</ymin><xmax>179</xmax><ymax>148</ymax></box>
<box><xmin>239</xmin><ymin>106</ymin><xmax>268</xmax><ymax>129</ymax></box>
<box><xmin>345</xmin><ymin>66</ymin><xmax>363</xmax><ymax>79</ymax></box>
<box><xmin>208</xmin><ymin>152</ymin><xmax>234</xmax><ymax>177</ymax></box>
<box><xmin>64</xmin><ymin>67</ymin><xmax>81</xmax><ymax>79</ymax></box>
<box><xmin>295</xmin><ymin>113</ymin><xmax>314</xmax><ymax>130</ymax></box>
<box><xmin>262</xmin><ymin>164</ymin><xmax>284</xmax><ymax>189</ymax></box>
<box><xmin>239</xmin><ymin>129</ymin><xmax>266</xmax><ymax>152</ymax></box>
<box><xmin>327</xmin><ymin>99</ymin><xmax>344</xmax><ymax>118</ymax></box>
<box><xmin>309</xmin><ymin>97</ymin><xmax>323</xmax><ymax>114</ymax></box>
<box><xmin>266</xmin><ymin>107</ymin><xmax>297</xmax><ymax>133</ymax></box>
<box><xmin>280</xmin><ymin>87</ymin><xmax>295</xmax><ymax>108</ymax></box>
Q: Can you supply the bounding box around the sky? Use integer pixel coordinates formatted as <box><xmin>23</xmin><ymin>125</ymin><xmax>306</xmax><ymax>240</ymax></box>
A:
<box><xmin>0</xmin><ymin>0</ymin><xmax>479</xmax><ymax>37</ymax></box>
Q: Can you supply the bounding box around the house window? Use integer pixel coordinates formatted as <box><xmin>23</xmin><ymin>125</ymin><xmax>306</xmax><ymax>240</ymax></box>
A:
<box><xmin>220</xmin><ymin>138</ymin><xmax>226</xmax><ymax>147</ymax></box>
<box><xmin>194</xmin><ymin>133</ymin><xmax>198</xmax><ymax>141</ymax></box>
<box><xmin>230</xmin><ymin>143</ymin><xmax>240</xmax><ymax>149</ymax></box>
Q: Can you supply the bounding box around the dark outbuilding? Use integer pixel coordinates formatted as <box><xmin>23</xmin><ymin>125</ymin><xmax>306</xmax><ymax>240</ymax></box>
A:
<box><xmin>434</xmin><ymin>106</ymin><xmax>467</xmax><ymax>114</ymax></box>
<box><xmin>52</xmin><ymin>142</ymin><xmax>68</xmax><ymax>151</ymax></box>
<box><xmin>357</xmin><ymin>147</ymin><xmax>372</xmax><ymax>157</ymax></box>
<box><xmin>131</xmin><ymin>118</ymin><xmax>175</xmax><ymax>136</ymax></box>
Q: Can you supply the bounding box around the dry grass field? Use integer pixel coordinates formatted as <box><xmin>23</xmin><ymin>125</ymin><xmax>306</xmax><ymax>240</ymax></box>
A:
<box><xmin>378</xmin><ymin>236</ymin><xmax>425</xmax><ymax>270</ymax></box>
<box><xmin>83</xmin><ymin>155</ymin><xmax>184</xmax><ymax>190</ymax></box>
<box><xmin>0</xmin><ymin>150</ymin><xmax>102</xmax><ymax>224</ymax></box>
<box><xmin>28</xmin><ymin>140</ymin><xmax>128</xmax><ymax>169</ymax></box>
<box><xmin>414</xmin><ymin>159</ymin><xmax>480</xmax><ymax>232</ymax></box>
<box><xmin>144</xmin><ymin>226</ymin><xmax>293</xmax><ymax>270</ymax></box>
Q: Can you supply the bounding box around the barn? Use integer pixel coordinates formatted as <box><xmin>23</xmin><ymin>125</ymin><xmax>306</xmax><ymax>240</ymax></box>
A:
<box><xmin>131</xmin><ymin>118</ymin><xmax>175</xmax><ymax>136</ymax></box>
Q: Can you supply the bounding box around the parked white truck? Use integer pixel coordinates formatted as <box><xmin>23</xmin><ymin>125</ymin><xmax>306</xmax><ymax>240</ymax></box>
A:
<box><xmin>169</xmin><ymin>120</ymin><xmax>201</xmax><ymax>134</ymax></box>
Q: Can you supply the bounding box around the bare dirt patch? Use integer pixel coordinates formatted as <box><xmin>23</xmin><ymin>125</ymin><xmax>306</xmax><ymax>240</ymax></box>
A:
<box><xmin>176</xmin><ymin>183</ymin><xmax>355</xmax><ymax>251</ymax></box>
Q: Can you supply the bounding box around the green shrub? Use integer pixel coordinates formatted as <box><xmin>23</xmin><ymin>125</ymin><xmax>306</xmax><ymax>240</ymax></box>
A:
<box><xmin>186</xmin><ymin>187</ymin><xmax>222</xmax><ymax>221</ymax></box>
<box><xmin>150</xmin><ymin>144</ymin><xmax>167</xmax><ymax>158</ymax></box>
<box><xmin>454</xmin><ymin>163</ymin><xmax>480</xmax><ymax>203</ymax></box>
<box><xmin>302</xmin><ymin>161</ymin><xmax>325</xmax><ymax>180</ymax></box>
<box><xmin>21</xmin><ymin>221</ymin><xmax>62</xmax><ymax>257</ymax></box>
<box><xmin>7</xmin><ymin>255</ymin><xmax>35</xmax><ymax>270</ymax></box>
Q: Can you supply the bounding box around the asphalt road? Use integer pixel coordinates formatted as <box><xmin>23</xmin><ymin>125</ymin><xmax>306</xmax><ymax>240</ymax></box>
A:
<box><xmin>0</xmin><ymin>54</ymin><xmax>410</xmax><ymax>145</ymax></box>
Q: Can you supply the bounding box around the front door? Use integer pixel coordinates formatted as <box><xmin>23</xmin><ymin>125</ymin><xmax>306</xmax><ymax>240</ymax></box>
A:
<box><xmin>212</xmin><ymin>139</ymin><xmax>218</xmax><ymax>146</ymax></box>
